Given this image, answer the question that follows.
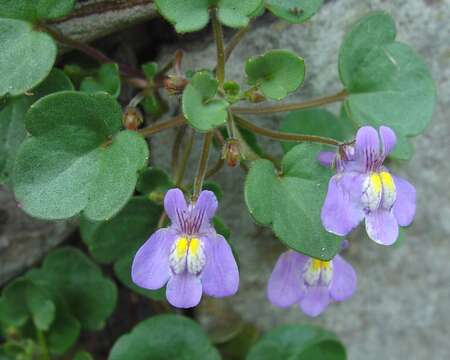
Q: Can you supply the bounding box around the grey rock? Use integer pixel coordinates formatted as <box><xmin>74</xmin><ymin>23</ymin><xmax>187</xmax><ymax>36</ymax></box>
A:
<box><xmin>154</xmin><ymin>0</ymin><xmax>450</xmax><ymax>358</ymax></box>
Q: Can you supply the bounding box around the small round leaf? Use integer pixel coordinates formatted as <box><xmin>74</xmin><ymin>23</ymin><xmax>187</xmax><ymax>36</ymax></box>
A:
<box><xmin>245</xmin><ymin>50</ymin><xmax>305</xmax><ymax>100</ymax></box>
<box><xmin>266</xmin><ymin>0</ymin><xmax>323</xmax><ymax>24</ymax></box>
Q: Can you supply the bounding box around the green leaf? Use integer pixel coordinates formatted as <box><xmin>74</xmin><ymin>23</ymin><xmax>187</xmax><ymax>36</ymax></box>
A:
<box><xmin>0</xmin><ymin>278</ymin><xmax>55</xmax><ymax>331</ymax></box>
<box><xmin>142</xmin><ymin>62</ymin><xmax>158</xmax><ymax>80</ymax></box>
<box><xmin>47</xmin><ymin>310</ymin><xmax>80</xmax><ymax>355</ymax></box>
<box><xmin>244</xmin><ymin>144</ymin><xmax>342</xmax><ymax>260</ymax></box>
<box><xmin>217</xmin><ymin>0</ymin><xmax>263</xmax><ymax>28</ymax></box>
<box><xmin>13</xmin><ymin>91</ymin><xmax>149</xmax><ymax>221</ymax></box>
<box><xmin>0</xmin><ymin>69</ymin><xmax>73</xmax><ymax>184</ymax></box>
<box><xmin>155</xmin><ymin>0</ymin><xmax>262</xmax><ymax>33</ymax></box>
<box><xmin>109</xmin><ymin>315</ymin><xmax>220</xmax><ymax>360</ymax></box>
<box><xmin>182</xmin><ymin>71</ymin><xmax>229</xmax><ymax>132</ymax></box>
<box><xmin>0</xmin><ymin>19</ymin><xmax>57</xmax><ymax>96</ymax></box>
<box><xmin>245</xmin><ymin>50</ymin><xmax>305</xmax><ymax>100</ymax></box>
<box><xmin>213</xmin><ymin>217</ymin><xmax>230</xmax><ymax>239</ymax></box>
<box><xmin>80</xmin><ymin>63</ymin><xmax>121</xmax><ymax>98</ymax></box>
<box><xmin>265</xmin><ymin>0</ymin><xmax>323</xmax><ymax>24</ymax></box>
<box><xmin>80</xmin><ymin>197</ymin><xmax>162</xmax><ymax>264</ymax></box>
<box><xmin>279</xmin><ymin>109</ymin><xmax>353</xmax><ymax>153</ymax></box>
<box><xmin>136</xmin><ymin>167</ymin><xmax>173</xmax><ymax>196</ymax></box>
<box><xmin>339</xmin><ymin>11</ymin><xmax>435</xmax><ymax>159</ymax></box>
<box><xmin>247</xmin><ymin>324</ymin><xmax>346</xmax><ymax>360</ymax></box>
<box><xmin>114</xmin><ymin>254</ymin><xmax>165</xmax><ymax>301</ymax></box>
<box><xmin>27</xmin><ymin>247</ymin><xmax>117</xmax><ymax>331</ymax></box>
<box><xmin>0</xmin><ymin>0</ymin><xmax>75</xmax><ymax>21</ymax></box>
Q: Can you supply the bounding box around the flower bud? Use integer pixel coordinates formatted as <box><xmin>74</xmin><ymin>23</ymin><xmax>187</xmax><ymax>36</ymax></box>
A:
<box><xmin>222</xmin><ymin>138</ymin><xmax>241</xmax><ymax>167</ymax></box>
<box><xmin>122</xmin><ymin>106</ymin><xmax>143</xmax><ymax>131</ymax></box>
<box><xmin>163</xmin><ymin>76</ymin><xmax>188</xmax><ymax>95</ymax></box>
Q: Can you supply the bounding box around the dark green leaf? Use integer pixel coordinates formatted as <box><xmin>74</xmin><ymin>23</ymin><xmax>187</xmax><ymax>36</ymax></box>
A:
<box><xmin>266</xmin><ymin>0</ymin><xmax>323</xmax><ymax>24</ymax></box>
<box><xmin>339</xmin><ymin>11</ymin><xmax>435</xmax><ymax>159</ymax></box>
<box><xmin>80</xmin><ymin>197</ymin><xmax>162</xmax><ymax>264</ymax></box>
<box><xmin>182</xmin><ymin>71</ymin><xmax>229</xmax><ymax>132</ymax></box>
<box><xmin>244</xmin><ymin>144</ymin><xmax>342</xmax><ymax>260</ymax></box>
<box><xmin>0</xmin><ymin>0</ymin><xmax>75</xmax><ymax>21</ymax></box>
<box><xmin>217</xmin><ymin>0</ymin><xmax>263</xmax><ymax>28</ymax></box>
<box><xmin>80</xmin><ymin>63</ymin><xmax>121</xmax><ymax>98</ymax></box>
<box><xmin>136</xmin><ymin>167</ymin><xmax>173</xmax><ymax>196</ymax></box>
<box><xmin>213</xmin><ymin>217</ymin><xmax>230</xmax><ymax>239</ymax></box>
<box><xmin>13</xmin><ymin>91</ymin><xmax>149</xmax><ymax>221</ymax></box>
<box><xmin>74</xmin><ymin>351</ymin><xmax>94</xmax><ymax>360</ymax></box>
<box><xmin>109</xmin><ymin>315</ymin><xmax>220</xmax><ymax>360</ymax></box>
<box><xmin>279</xmin><ymin>109</ymin><xmax>353</xmax><ymax>153</ymax></box>
<box><xmin>27</xmin><ymin>247</ymin><xmax>117</xmax><ymax>331</ymax></box>
<box><xmin>245</xmin><ymin>50</ymin><xmax>305</xmax><ymax>100</ymax></box>
<box><xmin>0</xmin><ymin>19</ymin><xmax>57</xmax><ymax>96</ymax></box>
<box><xmin>247</xmin><ymin>324</ymin><xmax>346</xmax><ymax>360</ymax></box>
<box><xmin>142</xmin><ymin>62</ymin><xmax>158</xmax><ymax>79</ymax></box>
<box><xmin>0</xmin><ymin>69</ymin><xmax>73</xmax><ymax>184</ymax></box>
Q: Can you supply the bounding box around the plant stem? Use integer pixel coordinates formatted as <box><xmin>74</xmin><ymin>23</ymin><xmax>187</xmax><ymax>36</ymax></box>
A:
<box><xmin>171</xmin><ymin>126</ymin><xmax>186</xmax><ymax>173</ymax></box>
<box><xmin>232</xmin><ymin>90</ymin><xmax>348</xmax><ymax>115</ymax></box>
<box><xmin>193</xmin><ymin>132</ymin><xmax>213</xmax><ymax>200</ymax></box>
<box><xmin>224</xmin><ymin>23</ymin><xmax>251</xmax><ymax>62</ymax></box>
<box><xmin>41</xmin><ymin>24</ymin><xmax>144</xmax><ymax>78</ymax></box>
<box><xmin>234</xmin><ymin>116</ymin><xmax>340</xmax><ymax>146</ymax></box>
<box><xmin>211</xmin><ymin>8</ymin><xmax>225</xmax><ymax>87</ymax></box>
<box><xmin>205</xmin><ymin>158</ymin><xmax>225</xmax><ymax>179</ymax></box>
<box><xmin>36</xmin><ymin>329</ymin><xmax>49</xmax><ymax>360</ymax></box>
<box><xmin>138</xmin><ymin>115</ymin><xmax>185</xmax><ymax>137</ymax></box>
<box><xmin>175</xmin><ymin>129</ymin><xmax>195</xmax><ymax>186</ymax></box>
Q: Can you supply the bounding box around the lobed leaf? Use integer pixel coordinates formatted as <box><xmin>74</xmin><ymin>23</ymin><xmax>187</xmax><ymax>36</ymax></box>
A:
<box><xmin>80</xmin><ymin>63</ymin><xmax>121</xmax><ymax>98</ymax></box>
<box><xmin>0</xmin><ymin>0</ymin><xmax>75</xmax><ymax>21</ymax></box>
<box><xmin>265</xmin><ymin>0</ymin><xmax>323</xmax><ymax>24</ymax></box>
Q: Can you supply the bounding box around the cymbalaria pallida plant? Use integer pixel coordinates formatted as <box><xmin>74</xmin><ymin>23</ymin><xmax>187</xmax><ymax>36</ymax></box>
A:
<box><xmin>0</xmin><ymin>1</ymin><xmax>435</xmax><ymax>359</ymax></box>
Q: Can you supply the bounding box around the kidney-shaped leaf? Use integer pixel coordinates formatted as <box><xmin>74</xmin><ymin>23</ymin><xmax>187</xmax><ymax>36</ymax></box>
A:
<box><xmin>13</xmin><ymin>91</ymin><xmax>149</xmax><ymax>221</ymax></box>
<box><xmin>265</xmin><ymin>0</ymin><xmax>323</xmax><ymax>24</ymax></box>
<box><xmin>109</xmin><ymin>315</ymin><xmax>220</xmax><ymax>360</ymax></box>
<box><xmin>0</xmin><ymin>18</ymin><xmax>57</xmax><ymax>96</ymax></box>
<box><xmin>182</xmin><ymin>71</ymin><xmax>229</xmax><ymax>132</ymax></box>
<box><xmin>155</xmin><ymin>0</ymin><xmax>262</xmax><ymax>33</ymax></box>
<box><xmin>245</xmin><ymin>144</ymin><xmax>342</xmax><ymax>260</ymax></box>
<box><xmin>339</xmin><ymin>11</ymin><xmax>435</xmax><ymax>159</ymax></box>
<box><xmin>0</xmin><ymin>69</ymin><xmax>73</xmax><ymax>184</ymax></box>
<box><xmin>80</xmin><ymin>63</ymin><xmax>121</xmax><ymax>98</ymax></box>
<box><xmin>245</xmin><ymin>50</ymin><xmax>305</xmax><ymax>100</ymax></box>
<box><xmin>27</xmin><ymin>247</ymin><xmax>117</xmax><ymax>331</ymax></box>
<box><xmin>247</xmin><ymin>324</ymin><xmax>346</xmax><ymax>360</ymax></box>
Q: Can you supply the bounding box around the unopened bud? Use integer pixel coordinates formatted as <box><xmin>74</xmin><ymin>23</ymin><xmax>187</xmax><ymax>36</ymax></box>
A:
<box><xmin>222</xmin><ymin>138</ymin><xmax>241</xmax><ymax>167</ymax></box>
<box><xmin>122</xmin><ymin>106</ymin><xmax>143</xmax><ymax>130</ymax></box>
<box><xmin>163</xmin><ymin>76</ymin><xmax>188</xmax><ymax>95</ymax></box>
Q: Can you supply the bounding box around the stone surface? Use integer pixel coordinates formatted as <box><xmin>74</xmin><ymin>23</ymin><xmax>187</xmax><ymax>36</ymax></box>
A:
<box><xmin>153</xmin><ymin>0</ymin><xmax>450</xmax><ymax>358</ymax></box>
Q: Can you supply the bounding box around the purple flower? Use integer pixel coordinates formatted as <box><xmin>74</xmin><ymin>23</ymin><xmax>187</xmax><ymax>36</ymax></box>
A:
<box><xmin>267</xmin><ymin>248</ymin><xmax>356</xmax><ymax>317</ymax></box>
<box><xmin>319</xmin><ymin>126</ymin><xmax>416</xmax><ymax>245</ymax></box>
<box><xmin>132</xmin><ymin>188</ymin><xmax>239</xmax><ymax>308</ymax></box>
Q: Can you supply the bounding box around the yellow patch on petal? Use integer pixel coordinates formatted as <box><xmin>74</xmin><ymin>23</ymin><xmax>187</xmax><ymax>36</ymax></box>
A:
<box><xmin>175</xmin><ymin>237</ymin><xmax>188</xmax><ymax>259</ymax></box>
<box><xmin>380</xmin><ymin>171</ymin><xmax>395</xmax><ymax>192</ymax></box>
<box><xmin>189</xmin><ymin>237</ymin><xmax>201</xmax><ymax>256</ymax></box>
<box><xmin>311</xmin><ymin>259</ymin><xmax>331</xmax><ymax>271</ymax></box>
<box><xmin>369</xmin><ymin>173</ymin><xmax>382</xmax><ymax>194</ymax></box>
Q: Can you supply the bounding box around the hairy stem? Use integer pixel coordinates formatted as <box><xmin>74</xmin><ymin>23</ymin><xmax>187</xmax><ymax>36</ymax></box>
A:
<box><xmin>41</xmin><ymin>24</ymin><xmax>144</xmax><ymax>78</ymax></box>
<box><xmin>193</xmin><ymin>132</ymin><xmax>213</xmax><ymax>200</ymax></box>
<box><xmin>211</xmin><ymin>8</ymin><xmax>225</xmax><ymax>87</ymax></box>
<box><xmin>138</xmin><ymin>115</ymin><xmax>185</xmax><ymax>137</ymax></box>
<box><xmin>234</xmin><ymin>116</ymin><xmax>340</xmax><ymax>146</ymax></box>
<box><xmin>232</xmin><ymin>90</ymin><xmax>348</xmax><ymax>115</ymax></box>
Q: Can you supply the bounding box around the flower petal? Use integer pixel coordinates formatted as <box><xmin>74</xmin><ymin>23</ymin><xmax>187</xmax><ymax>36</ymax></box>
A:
<box><xmin>330</xmin><ymin>255</ymin><xmax>357</xmax><ymax>301</ymax></box>
<box><xmin>193</xmin><ymin>190</ymin><xmax>218</xmax><ymax>232</ymax></box>
<box><xmin>267</xmin><ymin>251</ymin><xmax>306</xmax><ymax>308</ymax></box>
<box><xmin>355</xmin><ymin>126</ymin><xmax>380</xmax><ymax>171</ymax></box>
<box><xmin>393</xmin><ymin>175</ymin><xmax>416</xmax><ymax>227</ymax></box>
<box><xmin>365</xmin><ymin>209</ymin><xmax>399</xmax><ymax>245</ymax></box>
<box><xmin>380</xmin><ymin>126</ymin><xmax>396</xmax><ymax>156</ymax></box>
<box><xmin>317</xmin><ymin>151</ymin><xmax>336</xmax><ymax>168</ymax></box>
<box><xmin>166</xmin><ymin>273</ymin><xmax>202</xmax><ymax>308</ymax></box>
<box><xmin>201</xmin><ymin>234</ymin><xmax>239</xmax><ymax>297</ymax></box>
<box><xmin>299</xmin><ymin>287</ymin><xmax>330</xmax><ymax>317</ymax></box>
<box><xmin>132</xmin><ymin>229</ymin><xmax>176</xmax><ymax>290</ymax></box>
<box><xmin>321</xmin><ymin>175</ymin><xmax>364</xmax><ymax>236</ymax></box>
<box><xmin>164</xmin><ymin>188</ymin><xmax>188</xmax><ymax>229</ymax></box>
